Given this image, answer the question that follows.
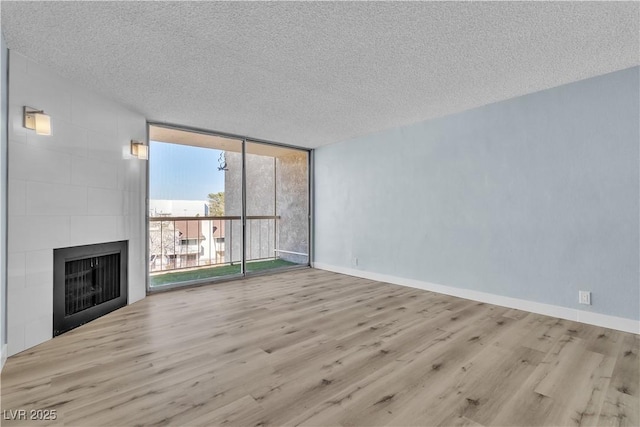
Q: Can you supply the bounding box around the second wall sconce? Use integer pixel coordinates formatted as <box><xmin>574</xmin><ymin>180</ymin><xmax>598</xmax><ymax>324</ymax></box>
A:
<box><xmin>130</xmin><ymin>140</ymin><xmax>148</xmax><ymax>160</ymax></box>
<box><xmin>23</xmin><ymin>106</ymin><xmax>52</xmax><ymax>136</ymax></box>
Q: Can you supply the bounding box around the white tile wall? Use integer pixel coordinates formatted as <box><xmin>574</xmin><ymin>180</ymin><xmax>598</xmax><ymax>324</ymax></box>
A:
<box><xmin>12</xmin><ymin>67</ymin><xmax>73</xmax><ymax>125</ymax></box>
<box><xmin>7</xmin><ymin>319</ymin><xmax>25</xmax><ymax>356</ymax></box>
<box><xmin>115</xmin><ymin>215</ymin><xmax>128</xmax><ymax>239</ymax></box>
<box><xmin>87</xmin><ymin>188</ymin><xmax>125</xmax><ymax>216</ymax></box>
<box><xmin>24</xmin><ymin>314</ymin><xmax>52</xmax><ymax>350</ymax></box>
<box><xmin>71</xmin><ymin>90</ymin><xmax>119</xmax><ymax>137</ymax></box>
<box><xmin>8</xmin><ymin>104</ymin><xmax>27</xmax><ymax>143</ymax></box>
<box><xmin>7</xmin><ymin>51</ymin><xmax>147</xmax><ymax>356</ymax></box>
<box><xmin>71</xmin><ymin>156</ymin><xmax>118</xmax><ymax>190</ymax></box>
<box><xmin>8</xmin><ymin>179</ymin><xmax>26</xmax><ymax>216</ymax></box>
<box><xmin>24</xmin><ymin>249</ymin><xmax>53</xmax><ymax>289</ymax></box>
<box><xmin>9</xmin><ymin>48</ymin><xmax>27</xmax><ymax>75</ymax></box>
<box><xmin>86</xmin><ymin>130</ymin><xmax>125</xmax><ymax>162</ymax></box>
<box><xmin>7</xmin><ymin>287</ymin><xmax>30</xmax><ymax>325</ymax></box>
<box><xmin>9</xmin><ymin>142</ymin><xmax>72</xmax><ymax>184</ymax></box>
<box><xmin>27</xmin><ymin>118</ymin><xmax>88</xmax><ymax>157</ymax></box>
<box><xmin>69</xmin><ymin>215</ymin><xmax>117</xmax><ymax>247</ymax></box>
<box><xmin>7</xmin><ymin>252</ymin><xmax>25</xmax><ymax>291</ymax></box>
<box><xmin>25</xmin><ymin>284</ymin><xmax>53</xmax><ymax>321</ymax></box>
<box><xmin>26</xmin><ymin>181</ymin><xmax>88</xmax><ymax>216</ymax></box>
<box><xmin>9</xmin><ymin>215</ymin><xmax>70</xmax><ymax>253</ymax></box>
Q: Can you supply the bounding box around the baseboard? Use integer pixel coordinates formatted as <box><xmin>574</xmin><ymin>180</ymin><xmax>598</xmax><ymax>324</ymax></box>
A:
<box><xmin>313</xmin><ymin>262</ymin><xmax>640</xmax><ymax>335</ymax></box>
<box><xmin>1</xmin><ymin>343</ymin><xmax>7</xmax><ymax>371</ymax></box>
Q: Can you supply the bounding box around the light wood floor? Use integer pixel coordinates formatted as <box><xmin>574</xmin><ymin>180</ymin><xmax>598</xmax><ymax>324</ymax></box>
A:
<box><xmin>2</xmin><ymin>268</ymin><xmax>638</xmax><ymax>427</ymax></box>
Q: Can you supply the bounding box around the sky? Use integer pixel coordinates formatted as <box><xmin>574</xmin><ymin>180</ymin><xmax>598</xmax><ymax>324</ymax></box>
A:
<box><xmin>149</xmin><ymin>141</ymin><xmax>225</xmax><ymax>200</ymax></box>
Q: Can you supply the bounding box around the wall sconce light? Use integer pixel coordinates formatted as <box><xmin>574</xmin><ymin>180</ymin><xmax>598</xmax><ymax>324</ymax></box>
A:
<box><xmin>130</xmin><ymin>140</ymin><xmax>148</xmax><ymax>160</ymax></box>
<box><xmin>23</xmin><ymin>106</ymin><xmax>52</xmax><ymax>136</ymax></box>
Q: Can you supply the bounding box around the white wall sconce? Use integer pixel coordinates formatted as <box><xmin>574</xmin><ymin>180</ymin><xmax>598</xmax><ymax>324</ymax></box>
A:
<box><xmin>23</xmin><ymin>106</ymin><xmax>52</xmax><ymax>136</ymax></box>
<box><xmin>130</xmin><ymin>140</ymin><xmax>148</xmax><ymax>160</ymax></box>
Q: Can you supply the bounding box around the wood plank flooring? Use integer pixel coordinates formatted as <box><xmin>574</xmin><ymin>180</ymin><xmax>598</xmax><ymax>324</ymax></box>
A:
<box><xmin>1</xmin><ymin>268</ymin><xmax>638</xmax><ymax>426</ymax></box>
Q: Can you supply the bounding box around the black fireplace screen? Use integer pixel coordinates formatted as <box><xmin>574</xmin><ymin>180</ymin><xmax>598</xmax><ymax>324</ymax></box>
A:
<box><xmin>65</xmin><ymin>253</ymin><xmax>121</xmax><ymax>316</ymax></box>
<box><xmin>54</xmin><ymin>241</ymin><xmax>128</xmax><ymax>336</ymax></box>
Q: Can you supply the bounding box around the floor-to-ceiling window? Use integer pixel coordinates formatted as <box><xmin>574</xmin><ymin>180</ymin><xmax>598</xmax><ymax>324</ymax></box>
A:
<box><xmin>245</xmin><ymin>141</ymin><xmax>309</xmax><ymax>273</ymax></box>
<box><xmin>147</xmin><ymin>125</ymin><xmax>310</xmax><ymax>290</ymax></box>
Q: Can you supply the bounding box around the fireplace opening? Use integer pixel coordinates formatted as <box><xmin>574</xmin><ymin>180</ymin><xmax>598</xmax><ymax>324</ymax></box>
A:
<box><xmin>53</xmin><ymin>241</ymin><xmax>128</xmax><ymax>336</ymax></box>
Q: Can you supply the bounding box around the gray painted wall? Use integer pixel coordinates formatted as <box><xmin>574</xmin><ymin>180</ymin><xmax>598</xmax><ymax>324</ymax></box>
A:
<box><xmin>315</xmin><ymin>67</ymin><xmax>639</xmax><ymax>321</ymax></box>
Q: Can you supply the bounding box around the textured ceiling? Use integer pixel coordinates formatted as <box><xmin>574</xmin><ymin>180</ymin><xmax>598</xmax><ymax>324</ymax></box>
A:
<box><xmin>2</xmin><ymin>1</ymin><xmax>638</xmax><ymax>148</ymax></box>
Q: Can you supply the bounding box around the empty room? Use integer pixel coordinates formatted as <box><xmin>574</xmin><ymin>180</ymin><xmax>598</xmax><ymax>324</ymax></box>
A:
<box><xmin>0</xmin><ymin>2</ymin><xmax>638</xmax><ymax>426</ymax></box>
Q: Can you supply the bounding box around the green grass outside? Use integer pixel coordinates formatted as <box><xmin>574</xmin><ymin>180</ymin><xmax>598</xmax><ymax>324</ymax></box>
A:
<box><xmin>149</xmin><ymin>259</ymin><xmax>298</xmax><ymax>287</ymax></box>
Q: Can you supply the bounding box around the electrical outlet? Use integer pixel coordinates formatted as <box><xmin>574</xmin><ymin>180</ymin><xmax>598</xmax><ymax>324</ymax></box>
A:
<box><xmin>579</xmin><ymin>291</ymin><xmax>591</xmax><ymax>305</ymax></box>
<box><xmin>352</xmin><ymin>257</ymin><xmax>358</xmax><ymax>267</ymax></box>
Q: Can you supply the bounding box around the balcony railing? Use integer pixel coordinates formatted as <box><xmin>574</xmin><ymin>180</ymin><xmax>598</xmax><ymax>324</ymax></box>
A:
<box><xmin>149</xmin><ymin>215</ymin><xmax>280</xmax><ymax>274</ymax></box>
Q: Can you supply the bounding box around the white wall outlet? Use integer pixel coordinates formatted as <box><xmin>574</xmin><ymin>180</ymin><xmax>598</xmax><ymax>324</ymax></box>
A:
<box><xmin>352</xmin><ymin>257</ymin><xmax>358</xmax><ymax>267</ymax></box>
<box><xmin>579</xmin><ymin>291</ymin><xmax>591</xmax><ymax>305</ymax></box>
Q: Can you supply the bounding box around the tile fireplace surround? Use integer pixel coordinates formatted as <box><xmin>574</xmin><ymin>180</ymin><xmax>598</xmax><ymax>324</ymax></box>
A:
<box><xmin>6</xmin><ymin>51</ymin><xmax>147</xmax><ymax>356</ymax></box>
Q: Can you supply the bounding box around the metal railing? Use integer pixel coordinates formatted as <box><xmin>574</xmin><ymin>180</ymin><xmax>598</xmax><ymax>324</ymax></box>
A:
<box><xmin>148</xmin><ymin>215</ymin><xmax>280</xmax><ymax>274</ymax></box>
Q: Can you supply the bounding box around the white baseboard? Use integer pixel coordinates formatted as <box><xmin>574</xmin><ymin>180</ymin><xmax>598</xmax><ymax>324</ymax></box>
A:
<box><xmin>313</xmin><ymin>262</ymin><xmax>640</xmax><ymax>335</ymax></box>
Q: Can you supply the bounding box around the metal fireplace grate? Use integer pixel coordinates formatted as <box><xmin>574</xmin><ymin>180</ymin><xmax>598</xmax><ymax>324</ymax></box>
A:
<box><xmin>54</xmin><ymin>241</ymin><xmax>128</xmax><ymax>336</ymax></box>
<box><xmin>65</xmin><ymin>253</ymin><xmax>121</xmax><ymax>316</ymax></box>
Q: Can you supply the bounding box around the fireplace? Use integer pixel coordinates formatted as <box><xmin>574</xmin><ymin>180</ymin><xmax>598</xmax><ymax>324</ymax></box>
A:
<box><xmin>53</xmin><ymin>241</ymin><xmax>128</xmax><ymax>336</ymax></box>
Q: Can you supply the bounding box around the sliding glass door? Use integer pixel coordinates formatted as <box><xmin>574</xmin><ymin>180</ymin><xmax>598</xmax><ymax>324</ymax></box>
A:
<box><xmin>147</xmin><ymin>125</ymin><xmax>309</xmax><ymax>290</ymax></box>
